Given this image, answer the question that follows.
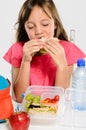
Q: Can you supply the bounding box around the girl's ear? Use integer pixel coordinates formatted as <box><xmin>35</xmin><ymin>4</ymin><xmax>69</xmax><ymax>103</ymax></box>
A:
<box><xmin>24</xmin><ymin>23</ymin><xmax>27</xmax><ymax>32</ymax></box>
<box><xmin>24</xmin><ymin>22</ymin><xmax>29</xmax><ymax>34</ymax></box>
<box><xmin>54</xmin><ymin>26</ymin><xmax>56</xmax><ymax>30</ymax></box>
<box><xmin>54</xmin><ymin>22</ymin><xmax>57</xmax><ymax>30</ymax></box>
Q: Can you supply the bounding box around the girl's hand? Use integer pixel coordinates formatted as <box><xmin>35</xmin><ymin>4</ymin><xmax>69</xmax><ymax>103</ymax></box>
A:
<box><xmin>22</xmin><ymin>39</ymin><xmax>44</xmax><ymax>62</ymax></box>
<box><xmin>44</xmin><ymin>38</ymin><xmax>67</xmax><ymax>68</ymax></box>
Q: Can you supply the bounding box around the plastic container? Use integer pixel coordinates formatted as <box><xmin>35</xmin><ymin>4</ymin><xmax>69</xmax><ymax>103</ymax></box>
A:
<box><xmin>21</xmin><ymin>85</ymin><xmax>64</xmax><ymax>126</ymax></box>
<box><xmin>72</xmin><ymin>59</ymin><xmax>86</xmax><ymax>89</ymax></box>
<box><xmin>59</xmin><ymin>88</ymin><xmax>86</xmax><ymax>128</ymax></box>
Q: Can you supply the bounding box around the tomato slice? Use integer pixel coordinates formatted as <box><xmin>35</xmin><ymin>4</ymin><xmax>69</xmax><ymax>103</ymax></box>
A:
<box><xmin>50</xmin><ymin>99</ymin><xmax>57</xmax><ymax>103</ymax></box>
<box><xmin>42</xmin><ymin>95</ymin><xmax>60</xmax><ymax>104</ymax></box>
<box><xmin>42</xmin><ymin>98</ymin><xmax>51</xmax><ymax>103</ymax></box>
<box><xmin>54</xmin><ymin>95</ymin><xmax>60</xmax><ymax>101</ymax></box>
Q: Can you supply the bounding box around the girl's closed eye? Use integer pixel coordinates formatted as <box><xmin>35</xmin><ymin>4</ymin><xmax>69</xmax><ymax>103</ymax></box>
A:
<box><xmin>42</xmin><ymin>23</ymin><xmax>50</xmax><ymax>26</ymax></box>
<box><xmin>28</xmin><ymin>26</ymin><xmax>34</xmax><ymax>30</ymax></box>
<box><xmin>42</xmin><ymin>20</ymin><xmax>50</xmax><ymax>27</ymax></box>
<box><xmin>26</xmin><ymin>23</ymin><xmax>35</xmax><ymax>30</ymax></box>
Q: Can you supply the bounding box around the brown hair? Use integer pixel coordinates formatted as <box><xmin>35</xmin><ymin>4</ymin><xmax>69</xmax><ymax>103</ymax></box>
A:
<box><xmin>15</xmin><ymin>0</ymin><xmax>68</xmax><ymax>43</ymax></box>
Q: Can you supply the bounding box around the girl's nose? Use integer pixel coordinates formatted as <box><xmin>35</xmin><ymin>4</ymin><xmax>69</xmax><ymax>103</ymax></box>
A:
<box><xmin>35</xmin><ymin>26</ymin><xmax>43</xmax><ymax>35</ymax></box>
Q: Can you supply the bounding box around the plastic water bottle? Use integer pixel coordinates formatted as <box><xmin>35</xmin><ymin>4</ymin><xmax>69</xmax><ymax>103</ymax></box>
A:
<box><xmin>72</xmin><ymin>59</ymin><xmax>86</xmax><ymax>89</ymax></box>
<box><xmin>72</xmin><ymin>59</ymin><xmax>86</xmax><ymax>110</ymax></box>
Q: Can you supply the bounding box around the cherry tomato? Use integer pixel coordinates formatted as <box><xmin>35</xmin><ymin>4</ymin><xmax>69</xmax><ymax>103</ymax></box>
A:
<box><xmin>54</xmin><ymin>95</ymin><xmax>60</xmax><ymax>101</ymax></box>
<box><xmin>50</xmin><ymin>99</ymin><xmax>57</xmax><ymax>103</ymax></box>
<box><xmin>43</xmin><ymin>98</ymin><xmax>51</xmax><ymax>103</ymax></box>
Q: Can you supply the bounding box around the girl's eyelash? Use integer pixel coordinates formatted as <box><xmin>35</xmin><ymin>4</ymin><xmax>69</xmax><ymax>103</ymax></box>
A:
<box><xmin>27</xmin><ymin>25</ymin><xmax>34</xmax><ymax>29</ymax></box>
<box><xmin>29</xmin><ymin>27</ymin><xmax>34</xmax><ymax>29</ymax></box>
<box><xmin>26</xmin><ymin>24</ymin><xmax>34</xmax><ymax>29</ymax></box>
<box><xmin>43</xmin><ymin>24</ymin><xmax>49</xmax><ymax>26</ymax></box>
<box><xmin>26</xmin><ymin>23</ymin><xmax>49</xmax><ymax>29</ymax></box>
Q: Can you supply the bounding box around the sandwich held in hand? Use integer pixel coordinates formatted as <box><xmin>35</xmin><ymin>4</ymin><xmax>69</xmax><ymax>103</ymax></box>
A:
<box><xmin>40</xmin><ymin>37</ymin><xmax>47</xmax><ymax>54</ymax></box>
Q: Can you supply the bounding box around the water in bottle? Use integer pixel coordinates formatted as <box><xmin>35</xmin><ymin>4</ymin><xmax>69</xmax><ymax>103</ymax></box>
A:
<box><xmin>72</xmin><ymin>59</ymin><xmax>86</xmax><ymax>110</ymax></box>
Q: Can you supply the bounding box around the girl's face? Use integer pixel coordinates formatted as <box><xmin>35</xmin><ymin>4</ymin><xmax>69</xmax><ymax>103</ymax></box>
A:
<box><xmin>25</xmin><ymin>5</ymin><xmax>55</xmax><ymax>40</ymax></box>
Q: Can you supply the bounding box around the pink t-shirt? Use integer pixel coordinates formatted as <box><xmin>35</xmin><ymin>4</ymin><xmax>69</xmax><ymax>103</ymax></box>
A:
<box><xmin>3</xmin><ymin>40</ymin><xmax>85</xmax><ymax>86</ymax></box>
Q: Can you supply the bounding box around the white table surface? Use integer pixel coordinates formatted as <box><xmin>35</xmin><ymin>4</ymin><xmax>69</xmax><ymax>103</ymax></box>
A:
<box><xmin>0</xmin><ymin>121</ymin><xmax>86</xmax><ymax>130</ymax></box>
<box><xmin>0</xmin><ymin>100</ymin><xmax>86</xmax><ymax>130</ymax></box>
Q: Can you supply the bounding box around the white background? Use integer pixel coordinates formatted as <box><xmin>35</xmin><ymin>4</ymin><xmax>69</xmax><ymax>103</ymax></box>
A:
<box><xmin>0</xmin><ymin>0</ymin><xmax>86</xmax><ymax>80</ymax></box>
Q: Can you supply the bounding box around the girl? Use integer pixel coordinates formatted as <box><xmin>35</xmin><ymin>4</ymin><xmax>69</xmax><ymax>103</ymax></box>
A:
<box><xmin>3</xmin><ymin>0</ymin><xmax>85</xmax><ymax>102</ymax></box>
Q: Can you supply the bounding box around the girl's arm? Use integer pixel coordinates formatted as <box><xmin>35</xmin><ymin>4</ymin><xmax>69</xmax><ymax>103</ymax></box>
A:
<box><xmin>44</xmin><ymin>38</ymin><xmax>74</xmax><ymax>88</ymax></box>
<box><xmin>12</xmin><ymin>39</ymin><xmax>44</xmax><ymax>102</ymax></box>
<box><xmin>55</xmin><ymin>65</ymin><xmax>73</xmax><ymax>89</ymax></box>
<box><xmin>12</xmin><ymin>60</ymin><xmax>30</xmax><ymax>103</ymax></box>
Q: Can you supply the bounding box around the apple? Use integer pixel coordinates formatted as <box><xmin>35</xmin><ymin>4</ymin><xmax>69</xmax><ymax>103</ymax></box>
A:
<box><xmin>9</xmin><ymin>111</ymin><xmax>30</xmax><ymax>130</ymax></box>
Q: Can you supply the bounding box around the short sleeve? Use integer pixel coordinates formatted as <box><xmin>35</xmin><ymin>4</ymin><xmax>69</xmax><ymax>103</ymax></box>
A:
<box><xmin>3</xmin><ymin>42</ymin><xmax>23</xmax><ymax>67</ymax></box>
<box><xmin>60</xmin><ymin>40</ymin><xmax>86</xmax><ymax>65</ymax></box>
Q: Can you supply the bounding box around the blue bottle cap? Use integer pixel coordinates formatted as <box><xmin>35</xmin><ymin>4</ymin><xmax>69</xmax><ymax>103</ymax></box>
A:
<box><xmin>0</xmin><ymin>75</ymin><xmax>9</xmax><ymax>90</ymax></box>
<box><xmin>77</xmin><ymin>59</ymin><xmax>85</xmax><ymax>66</ymax></box>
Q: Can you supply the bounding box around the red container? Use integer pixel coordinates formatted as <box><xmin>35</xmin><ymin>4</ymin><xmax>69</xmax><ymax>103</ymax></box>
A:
<box><xmin>0</xmin><ymin>77</ymin><xmax>14</xmax><ymax>120</ymax></box>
